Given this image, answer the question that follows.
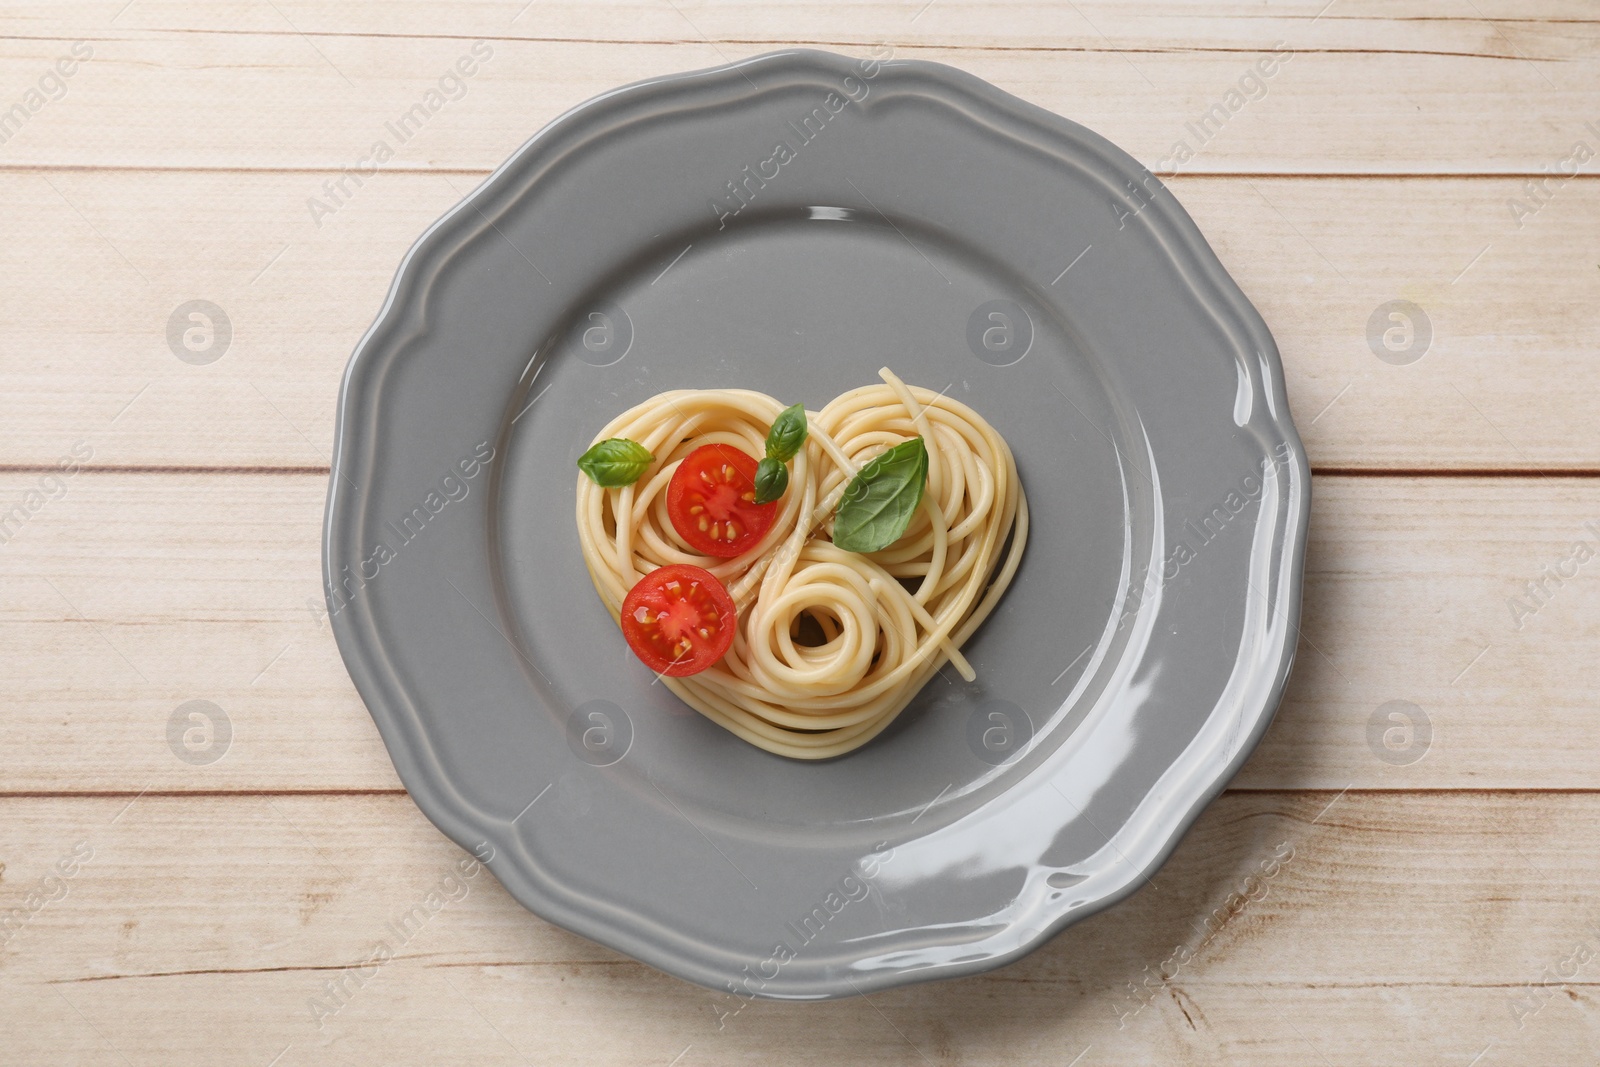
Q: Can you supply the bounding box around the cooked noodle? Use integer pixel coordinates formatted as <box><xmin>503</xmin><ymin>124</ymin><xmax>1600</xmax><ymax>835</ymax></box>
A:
<box><xmin>575</xmin><ymin>368</ymin><xmax>1028</xmax><ymax>759</ymax></box>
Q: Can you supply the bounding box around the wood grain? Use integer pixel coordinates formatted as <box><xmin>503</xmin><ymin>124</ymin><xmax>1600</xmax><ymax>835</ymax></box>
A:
<box><xmin>1</xmin><ymin>791</ymin><xmax>1596</xmax><ymax>1066</ymax></box>
<box><xmin>1</xmin><ymin>4</ymin><xmax>1596</xmax><ymax>1062</ymax></box>
<box><xmin>1</xmin><ymin>171</ymin><xmax>1597</xmax><ymax>469</ymax></box>
<box><xmin>1</xmin><ymin>3</ymin><xmax>1595</xmax><ymax>173</ymax></box>
<box><xmin>0</xmin><ymin>472</ymin><xmax>1593</xmax><ymax>793</ymax></box>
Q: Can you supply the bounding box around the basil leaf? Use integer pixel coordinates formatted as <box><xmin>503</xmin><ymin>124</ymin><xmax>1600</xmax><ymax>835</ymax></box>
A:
<box><xmin>765</xmin><ymin>403</ymin><xmax>808</xmax><ymax>462</ymax></box>
<box><xmin>832</xmin><ymin>437</ymin><xmax>928</xmax><ymax>553</ymax></box>
<box><xmin>577</xmin><ymin>438</ymin><xmax>653</xmax><ymax>487</ymax></box>
<box><xmin>753</xmin><ymin>456</ymin><xmax>788</xmax><ymax>505</ymax></box>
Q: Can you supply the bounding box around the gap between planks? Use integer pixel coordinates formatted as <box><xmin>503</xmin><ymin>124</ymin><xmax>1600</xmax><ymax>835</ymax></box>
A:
<box><xmin>7</xmin><ymin>787</ymin><xmax>1600</xmax><ymax>800</ymax></box>
<box><xmin>0</xmin><ymin>28</ymin><xmax>1587</xmax><ymax>64</ymax></box>
<box><xmin>4</xmin><ymin>464</ymin><xmax>1598</xmax><ymax>479</ymax></box>
<box><xmin>4</xmin><ymin>163</ymin><xmax>1600</xmax><ymax>181</ymax></box>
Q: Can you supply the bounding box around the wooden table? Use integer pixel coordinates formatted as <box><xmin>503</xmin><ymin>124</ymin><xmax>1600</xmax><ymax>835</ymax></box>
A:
<box><xmin>1</xmin><ymin>3</ymin><xmax>1595</xmax><ymax>1064</ymax></box>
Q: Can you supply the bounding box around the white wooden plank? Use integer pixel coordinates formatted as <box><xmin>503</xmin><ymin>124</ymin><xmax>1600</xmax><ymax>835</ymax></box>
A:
<box><xmin>0</xmin><ymin>472</ymin><xmax>1594</xmax><ymax>792</ymax></box>
<box><xmin>0</xmin><ymin>791</ymin><xmax>1594</xmax><ymax>1065</ymax></box>
<box><xmin>1</xmin><ymin>171</ymin><xmax>1596</xmax><ymax>469</ymax></box>
<box><xmin>0</xmin><ymin>9</ymin><xmax>1593</xmax><ymax>173</ymax></box>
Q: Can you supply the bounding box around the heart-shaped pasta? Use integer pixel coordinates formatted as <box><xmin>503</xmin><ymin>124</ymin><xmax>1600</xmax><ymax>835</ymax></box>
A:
<box><xmin>576</xmin><ymin>369</ymin><xmax>1029</xmax><ymax>759</ymax></box>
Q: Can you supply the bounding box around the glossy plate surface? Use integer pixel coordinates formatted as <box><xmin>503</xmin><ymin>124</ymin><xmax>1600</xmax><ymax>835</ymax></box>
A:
<box><xmin>324</xmin><ymin>48</ymin><xmax>1310</xmax><ymax>999</ymax></box>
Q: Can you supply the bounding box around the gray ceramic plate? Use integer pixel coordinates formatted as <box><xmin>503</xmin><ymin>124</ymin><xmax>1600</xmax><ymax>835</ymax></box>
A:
<box><xmin>324</xmin><ymin>48</ymin><xmax>1310</xmax><ymax>999</ymax></box>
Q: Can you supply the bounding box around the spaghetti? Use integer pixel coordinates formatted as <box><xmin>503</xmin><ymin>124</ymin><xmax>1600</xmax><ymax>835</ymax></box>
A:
<box><xmin>575</xmin><ymin>368</ymin><xmax>1028</xmax><ymax>759</ymax></box>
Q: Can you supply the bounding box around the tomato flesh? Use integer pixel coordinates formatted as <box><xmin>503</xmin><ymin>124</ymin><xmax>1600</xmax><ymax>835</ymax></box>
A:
<box><xmin>667</xmin><ymin>444</ymin><xmax>776</xmax><ymax>559</ymax></box>
<box><xmin>620</xmin><ymin>564</ymin><xmax>737</xmax><ymax>676</ymax></box>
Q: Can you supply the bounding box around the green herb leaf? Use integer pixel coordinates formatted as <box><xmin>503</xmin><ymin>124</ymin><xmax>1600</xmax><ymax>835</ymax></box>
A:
<box><xmin>577</xmin><ymin>438</ymin><xmax>654</xmax><ymax>488</ymax></box>
<box><xmin>753</xmin><ymin>456</ymin><xmax>789</xmax><ymax>505</ymax></box>
<box><xmin>764</xmin><ymin>403</ymin><xmax>808</xmax><ymax>463</ymax></box>
<box><xmin>832</xmin><ymin>437</ymin><xmax>929</xmax><ymax>553</ymax></box>
<box><xmin>749</xmin><ymin>403</ymin><xmax>806</xmax><ymax>505</ymax></box>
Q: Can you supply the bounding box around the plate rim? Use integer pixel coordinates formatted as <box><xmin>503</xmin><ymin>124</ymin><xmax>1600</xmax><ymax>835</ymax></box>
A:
<box><xmin>324</xmin><ymin>46</ymin><xmax>1312</xmax><ymax>999</ymax></box>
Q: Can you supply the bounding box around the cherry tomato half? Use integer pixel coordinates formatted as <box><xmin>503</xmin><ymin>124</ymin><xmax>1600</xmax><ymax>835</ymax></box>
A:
<box><xmin>620</xmin><ymin>564</ymin><xmax>737</xmax><ymax>676</ymax></box>
<box><xmin>666</xmin><ymin>444</ymin><xmax>777</xmax><ymax>558</ymax></box>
